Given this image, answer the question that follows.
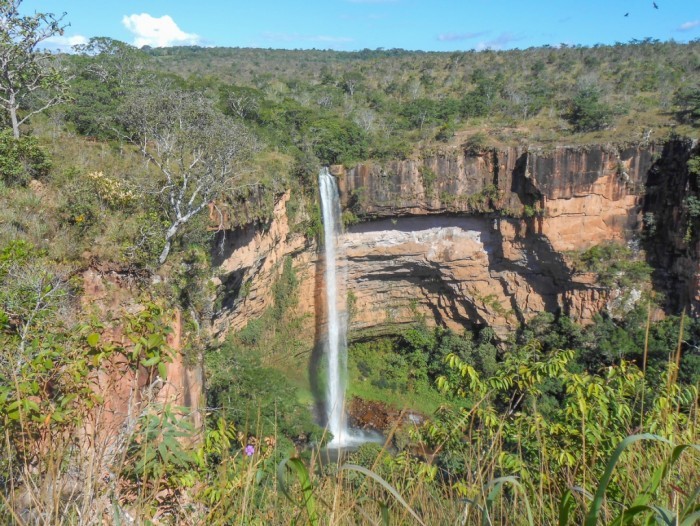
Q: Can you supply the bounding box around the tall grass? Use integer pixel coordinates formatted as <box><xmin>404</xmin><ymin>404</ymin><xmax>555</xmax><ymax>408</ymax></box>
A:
<box><xmin>1</xmin><ymin>392</ymin><xmax>696</xmax><ymax>525</ymax></box>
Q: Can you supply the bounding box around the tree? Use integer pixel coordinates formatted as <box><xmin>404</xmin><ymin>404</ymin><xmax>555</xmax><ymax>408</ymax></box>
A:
<box><xmin>673</xmin><ymin>86</ymin><xmax>700</xmax><ymax>126</ymax></box>
<box><xmin>566</xmin><ymin>85</ymin><xmax>613</xmax><ymax>132</ymax></box>
<box><xmin>66</xmin><ymin>37</ymin><xmax>147</xmax><ymax>138</ymax></box>
<box><xmin>341</xmin><ymin>71</ymin><xmax>363</xmax><ymax>98</ymax></box>
<box><xmin>305</xmin><ymin>116</ymin><xmax>368</xmax><ymax>165</ymax></box>
<box><xmin>0</xmin><ymin>240</ymin><xmax>66</xmax><ymax>357</ymax></box>
<box><xmin>219</xmin><ymin>84</ymin><xmax>263</xmax><ymax>121</ymax></box>
<box><xmin>0</xmin><ymin>0</ymin><xmax>69</xmax><ymax>137</ymax></box>
<box><xmin>119</xmin><ymin>88</ymin><xmax>256</xmax><ymax>265</ymax></box>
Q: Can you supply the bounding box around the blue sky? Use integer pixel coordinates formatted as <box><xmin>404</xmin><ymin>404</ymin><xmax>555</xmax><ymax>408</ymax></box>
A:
<box><xmin>24</xmin><ymin>0</ymin><xmax>700</xmax><ymax>52</ymax></box>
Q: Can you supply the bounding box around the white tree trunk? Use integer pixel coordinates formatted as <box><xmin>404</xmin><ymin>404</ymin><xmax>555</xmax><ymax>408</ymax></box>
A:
<box><xmin>158</xmin><ymin>240</ymin><xmax>172</xmax><ymax>266</ymax></box>
<box><xmin>9</xmin><ymin>93</ymin><xmax>19</xmax><ymax>138</ymax></box>
<box><xmin>158</xmin><ymin>222</ymin><xmax>180</xmax><ymax>265</ymax></box>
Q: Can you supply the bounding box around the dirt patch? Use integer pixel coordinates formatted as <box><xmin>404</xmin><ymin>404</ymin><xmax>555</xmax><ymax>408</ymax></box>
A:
<box><xmin>347</xmin><ymin>397</ymin><xmax>425</xmax><ymax>433</ymax></box>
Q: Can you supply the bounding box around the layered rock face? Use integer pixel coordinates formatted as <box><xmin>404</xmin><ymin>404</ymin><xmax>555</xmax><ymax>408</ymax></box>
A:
<box><xmin>642</xmin><ymin>138</ymin><xmax>700</xmax><ymax>311</ymax></box>
<box><xmin>211</xmin><ymin>192</ymin><xmax>318</xmax><ymax>338</ymax></box>
<box><xmin>341</xmin><ymin>216</ymin><xmax>605</xmax><ymax>337</ymax></box>
<box><xmin>337</xmin><ymin>144</ymin><xmax>655</xmax><ymax>252</ymax></box>
<box><xmin>212</xmin><ymin>140</ymin><xmax>698</xmax><ymax>341</ymax></box>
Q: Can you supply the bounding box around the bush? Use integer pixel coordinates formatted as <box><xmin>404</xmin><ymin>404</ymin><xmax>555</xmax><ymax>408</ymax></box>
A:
<box><xmin>566</xmin><ymin>85</ymin><xmax>613</xmax><ymax>132</ymax></box>
<box><xmin>575</xmin><ymin>242</ymin><xmax>652</xmax><ymax>288</ymax></box>
<box><xmin>463</xmin><ymin>132</ymin><xmax>489</xmax><ymax>155</ymax></box>
<box><xmin>207</xmin><ymin>344</ymin><xmax>322</xmax><ymax>442</ymax></box>
<box><xmin>673</xmin><ymin>86</ymin><xmax>700</xmax><ymax>125</ymax></box>
<box><xmin>0</xmin><ymin>130</ymin><xmax>51</xmax><ymax>186</ymax></box>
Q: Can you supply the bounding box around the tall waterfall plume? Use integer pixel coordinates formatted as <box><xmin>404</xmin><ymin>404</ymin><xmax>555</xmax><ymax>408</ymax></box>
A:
<box><xmin>318</xmin><ymin>167</ymin><xmax>348</xmax><ymax>447</ymax></box>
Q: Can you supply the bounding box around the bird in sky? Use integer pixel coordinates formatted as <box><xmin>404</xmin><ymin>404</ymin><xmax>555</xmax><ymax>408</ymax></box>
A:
<box><xmin>624</xmin><ymin>12</ymin><xmax>629</xmax><ymax>16</ymax></box>
<box><xmin>653</xmin><ymin>2</ymin><xmax>659</xmax><ymax>9</ymax></box>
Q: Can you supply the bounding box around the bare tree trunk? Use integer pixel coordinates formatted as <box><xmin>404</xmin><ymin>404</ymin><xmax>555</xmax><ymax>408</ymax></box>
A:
<box><xmin>158</xmin><ymin>223</ymin><xmax>180</xmax><ymax>265</ymax></box>
<box><xmin>9</xmin><ymin>94</ymin><xmax>19</xmax><ymax>138</ymax></box>
<box><xmin>158</xmin><ymin>240</ymin><xmax>172</xmax><ymax>266</ymax></box>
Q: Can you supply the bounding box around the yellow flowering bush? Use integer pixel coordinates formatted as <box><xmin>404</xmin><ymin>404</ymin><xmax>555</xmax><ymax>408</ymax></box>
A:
<box><xmin>86</xmin><ymin>171</ymin><xmax>135</xmax><ymax>208</ymax></box>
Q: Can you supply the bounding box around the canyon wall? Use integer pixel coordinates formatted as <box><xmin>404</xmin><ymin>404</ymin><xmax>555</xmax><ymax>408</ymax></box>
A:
<box><xmin>81</xmin><ymin>267</ymin><xmax>203</xmax><ymax>452</ymax></box>
<box><xmin>212</xmin><ymin>139</ymin><xmax>699</xmax><ymax>341</ymax></box>
<box><xmin>337</xmin><ymin>143</ymin><xmax>655</xmax><ymax>251</ymax></box>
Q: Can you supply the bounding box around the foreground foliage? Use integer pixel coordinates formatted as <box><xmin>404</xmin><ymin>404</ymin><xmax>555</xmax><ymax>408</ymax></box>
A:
<box><xmin>0</xmin><ymin>11</ymin><xmax>699</xmax><ymax>523</ymax></box>
<box><xmin>2</xmin><ymin>289</ymin><xmax>698</xmax><ymax>524</ymax></box>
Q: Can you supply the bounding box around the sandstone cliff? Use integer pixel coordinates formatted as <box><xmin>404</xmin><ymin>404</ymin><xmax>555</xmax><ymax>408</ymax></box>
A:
<box><xmin>81</xmin><ymin>266</ymin><xmax>203</xmax><ymax>456</ymax></box>
<box><xmin>212</xmin><ymin>138</ymin><xmax>699</xmax><ymax>341</ymax></box>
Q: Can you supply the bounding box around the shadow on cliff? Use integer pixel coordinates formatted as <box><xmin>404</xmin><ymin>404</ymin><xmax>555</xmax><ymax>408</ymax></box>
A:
<box><xmin>309</xmin><ymin>249</ymin><xmax>329</xmax><ymax>428</ymax></box>
<box><xmin>487</xmin><ymin>218</ymin><xmax>575</xmax><ymax>323</ymax></box>
<box><xmin>349</xmin><ymin>214</ymin><xmax>576</xmax><ymax>328</ymax></box>
<box><xmin>641</xmin><ymin>137</ymin><xmax>698</xmax><ymax>313</ymax></box>
<box><xmin>210</xmin><ymin>226</ymin><xmax>266</xmax><ymax>316</ymax></box>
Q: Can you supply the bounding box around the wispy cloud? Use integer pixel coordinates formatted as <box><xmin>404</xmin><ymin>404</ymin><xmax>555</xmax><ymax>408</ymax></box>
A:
<box><xmin>476</xmin><ymin>32</ymin><xmax>523</xmax><ymax>51</ymax></box>
<box><xmin>437</xmin><ymin>31</ymin><xmax>488</xmax><ymax>42</ymax></box>
<box><xmin>261</xmin><ymin>32</ymin><xmax>354</xmax><ymax>44</ymax></box>
<box><xmin>40</xmin><ymin>34</ymin><xmax>88</xmax><ymax>53</ymax></box>
<box><xmin>122</xmin><ymin>13</ymin><xmax>201</xmax><ymax>48</ymax></box>
<box><xmin>677</xmin><ymin>20</ymin><xmax>700</xmax><ymax>32</ymax></box>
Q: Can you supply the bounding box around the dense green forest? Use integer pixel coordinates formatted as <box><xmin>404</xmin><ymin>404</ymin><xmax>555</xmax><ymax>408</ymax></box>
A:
<box><xmin>0</xmin><ymin>2</ymin><xmax>699</xmax><ymax>522</ymax></box>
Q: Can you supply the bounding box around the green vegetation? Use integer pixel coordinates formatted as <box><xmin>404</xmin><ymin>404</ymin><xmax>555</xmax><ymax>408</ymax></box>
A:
<box><xmin>141</xmin><ymin>39</ymin><xmax>699</xmax><ymax>149</ymax></box>
<box><xmin>348</xmin><ymin>324</ymin><xmax>498</xmax><ymax>414</ymax></box>
<box><xmin>566</xmin><ymin>85</ymin><xmax>614</xmax><ymax>132</ymax></box>
<box><xmin>418</xmin><ymin>166</ymin><xmax>437</xmax><ymax>197</ymax></box>
<box><xmin>466</xmin><ymin>183</ymin><xmax>502</xmax><ymax>212</ymax></box>
<box><xmin>0</xmin><ymin>2</ymin><xmax>698</xmax><ymax>521</ymax></box>
<box><xmin>0</xmin><ymin>131</ymin><xmax>51</xmax><ymax>186</ymax></box>
<box><xmin>206</xmin><ymin>257</ymin><xmax>318</xmax><ymax>443</ymax></box>
<box><xmin>572</xmin><ymin>242</ymin><xmax>653</xmax><ymax>289</ymax></box>
<box><xmin>207</xmin><ymin>345</ymin><xmax>322</xmax><ymax>443</ymax></box>
<box><xmin>0</xmin><ymin>0</ymin><xmax>70</xmax><ymax>138</ymax></box>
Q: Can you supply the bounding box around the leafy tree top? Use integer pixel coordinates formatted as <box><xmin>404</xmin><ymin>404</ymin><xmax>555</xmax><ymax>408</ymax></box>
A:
<box><xmin>0</xmin><ymin>0</ymin><xmax>69</xmax><ymax>137</ymax></box>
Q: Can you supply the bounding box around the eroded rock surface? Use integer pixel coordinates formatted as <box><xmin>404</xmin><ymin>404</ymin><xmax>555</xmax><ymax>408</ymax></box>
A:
<box><xmin>212</xmin><ymin>139</ymin><xmax>698</xmax><ymax>342</ymax></box>
<box><xmin>211</xmin><ymin>191</ymin><xmax>318</xmax><ymax>338</ymax></box>
<box><xmin>341</xmin><ymin>215</ymin><xmax>612</xmax><ymax>337</ymax></box>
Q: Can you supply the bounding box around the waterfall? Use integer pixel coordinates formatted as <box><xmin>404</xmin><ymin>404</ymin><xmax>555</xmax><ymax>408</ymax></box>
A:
<box><xmin>319</xmin><ymin>167</ymin><xmax>348</xmax><ymax>447</ymax></box>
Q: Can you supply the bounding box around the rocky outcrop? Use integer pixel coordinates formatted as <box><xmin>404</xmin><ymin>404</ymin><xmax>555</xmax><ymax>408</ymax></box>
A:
<box><xmin>211</xmin><ymin>191</ymin><xmax>318</xmax><ymax>338</ymax></box>
<box><xmin>341</xmin><ymin>215</ymin><xmax>609</xmax><ymax>337</ymax></box>
<box><xmin>641</xmin><ymin>137</ymin><xmax>700</xmax><ymax>312</ymax></box>
<box><xmin>81</xmin><ymin>266</ymin><xmax>203</xmax><ymax>452</ymax></box>
<box><xmin>212</xmin><ymin>139</ymin><xmax>698</xmax><ymax>343</ymax></box>
<box><xmin>336</xmin><ymin>143</ymin><xmax>655</xmax><ymax>252</ymax></box>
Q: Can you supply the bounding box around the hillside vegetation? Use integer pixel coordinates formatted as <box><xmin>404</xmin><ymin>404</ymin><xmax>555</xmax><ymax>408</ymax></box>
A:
<box><xmin>0</xmin><ymin>14</ymin><xmax>699</xmax><ymax>524</ymax></box>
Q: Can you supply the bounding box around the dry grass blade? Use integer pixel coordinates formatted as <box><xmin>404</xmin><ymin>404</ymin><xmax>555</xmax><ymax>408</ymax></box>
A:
<box><xmin>584</xmin><ymin>434</ymin><xmax>673</xmax><ymax>526</ymax></box>
<box><xmin>277</xmin><ymin>457</ymin><xmax>319</xmax><ymax>526</ymax></box>
<box><xmin>339</xmin><ymin>463</ymin><xmax>426</xmax><ymax>526</ymax></box>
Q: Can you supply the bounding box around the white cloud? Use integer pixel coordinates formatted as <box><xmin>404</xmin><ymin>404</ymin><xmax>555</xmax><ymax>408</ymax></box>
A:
<box><xmin>122</xmin><ymin>13</ymin><xmax>200</xmax><ymax>48</ymax></box>
<box><xmin>678</xmin><ymin>20</ymin><xmax>700</xmax><ymax>31</ymax></box>
<box><xmin>40</xmin><ymin>34</ymin><xmax>88</xmax><ymax>52</ymax></box>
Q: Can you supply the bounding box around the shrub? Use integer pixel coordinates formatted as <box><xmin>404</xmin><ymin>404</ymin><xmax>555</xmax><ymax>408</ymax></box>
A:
<box><xmin>306</xmin><ymin>117</ymin><xmax>369</xmax><ymax>165</ymax></box>
<box><xmin>0</xmin><ymin>130</ymin><xmax>51</xmax><ymax>186</ymax></box>
<box><xmin>673</xmin><ymin>86</ymin><xmax>700</xmax><ymax>125</ymax></box>
<box><xmin>207</xmin><ymin>344</ymin><xmax>321</xmax><ymax>442</ymax></box>
<box><xmin>566</xmin><ymin>85</ymin><xmax>613</xmax><ymax>132</ymax></box>
<box><xmin>463</xmin><ymin>131</ymin><xmax>489</xmax><ymax>155</ymax></box>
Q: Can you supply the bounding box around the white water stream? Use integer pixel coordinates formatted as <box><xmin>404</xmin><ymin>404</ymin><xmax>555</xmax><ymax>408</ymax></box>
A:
<box><xmin>319</xmin><ymin>168</ymin><xmax>348</xmax><ymax>446</ymax></box>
